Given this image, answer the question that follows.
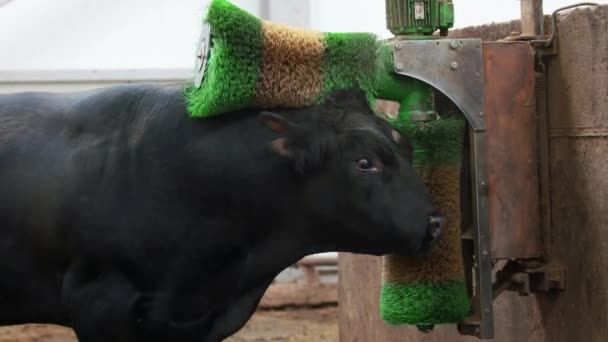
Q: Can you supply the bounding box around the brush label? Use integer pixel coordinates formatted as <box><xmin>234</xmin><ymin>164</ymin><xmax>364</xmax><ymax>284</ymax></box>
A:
<box><xmin>414</xmin><ymin>2</ymin><xmax>425</xmax><ymax>20</ymax></box>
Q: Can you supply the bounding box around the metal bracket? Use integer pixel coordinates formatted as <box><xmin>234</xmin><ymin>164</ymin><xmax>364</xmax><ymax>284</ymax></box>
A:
<box><xmin>392</xmin><ymin>38</ymin><xmax>485</xmax><ymax>131</ymax></box>
<box><xmin>493</xmin><ymin>260</ymin><xmax>566</xmax><ymax>298</ymax></box>
<box><xmin>193</xmin><ymin>22</ymin><xmax>212</xmax><ymax>89</ymax></box>
<box><xmin>464</xmin><ymin>130</ymin><xmax>495</xmax><ymax>340</ymax></box>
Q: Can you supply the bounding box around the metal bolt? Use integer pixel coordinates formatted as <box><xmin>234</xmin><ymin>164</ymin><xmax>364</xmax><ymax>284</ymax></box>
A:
<box><xmin>396</xmin><ymin>63</ymin><xmax>404</xmax><ymax>71</ymax></box>
<box><xmin>417</xmin><ymin>325</ymin><xmax>434</xmax><ymax>333</ymax></box>
<box><xmin>395</xmin><ymin>42</ymin><xmax>403</xmax><ymax>50</ymax></box>
<box><xmin>450</xmin><ymin>40</ymin><xmax>459</xmax><ymax>49</ymax></box>
<box><xmin>512</xmin><ymin>273</ymin><xmax>528</xmax><ymax>284</ymax></box>
<box><xmin>450</xmin><ymin>61</ymin><xmax>459</xmax><ymax>70</ymax></box>
<box><xmin>479</xmin><ymin>111</ymin><xmax>484</xmax><ymax>116</ymax></box>
<box><xmin>480</xmin><ymin>180</ymin><xmax>488</xmax><ymax>193</ymax></box>
<box><xmin>476</xmin><ymin>42</ymin><xmax>481</xmax><ymax>48</ymax></box>
<box><xmin>475</xmin><ymin>72</ymin><xmax>481</xmax><ymax>78</ymax></box>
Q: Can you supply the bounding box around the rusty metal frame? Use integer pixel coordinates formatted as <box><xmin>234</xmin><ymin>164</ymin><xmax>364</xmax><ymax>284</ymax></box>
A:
<box><xmin>391</xmin><ymin>38</ymin><xmax>543</xmax><ymax>340</ymax></box>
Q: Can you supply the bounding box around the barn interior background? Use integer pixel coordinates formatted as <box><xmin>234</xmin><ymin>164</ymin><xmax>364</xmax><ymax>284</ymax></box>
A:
<box><xmin>1</xmin><ymin>0</ymin><xmax>607</xmax><ymax>341</ymax></box>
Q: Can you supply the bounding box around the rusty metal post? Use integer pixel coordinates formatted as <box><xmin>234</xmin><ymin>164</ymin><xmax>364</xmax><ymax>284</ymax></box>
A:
<box><xmin>520</xmin><ymin>0</ymin><xmax>544</xmax><ymax>36</ymax></box>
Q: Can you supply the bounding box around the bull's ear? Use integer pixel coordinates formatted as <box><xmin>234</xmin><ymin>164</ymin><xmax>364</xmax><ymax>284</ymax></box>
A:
<box><xmin>259</xmin><ymin>112</ymin><xmax>296</xmax><ymax>157</ymax></box>
<box><xmin>258</xmin><ymin>111</ymin><xmax>294</xmax><ymax>133</ymax></box>
<box><xmin>270</xmin><ymin>137</ymin><xmax>293</xmax><ymax>157</ymax></box>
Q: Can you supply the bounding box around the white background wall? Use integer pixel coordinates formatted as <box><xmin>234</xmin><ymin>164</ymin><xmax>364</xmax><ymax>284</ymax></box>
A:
<box><xmin>309</xmin><ymin>0</ymin><xmax>608</xmax><ymax>34</ymax></box>
<box><xmin>1</xmin><ymin>0</ymin><xmax>606</xmax><ymax>73</ymax></box>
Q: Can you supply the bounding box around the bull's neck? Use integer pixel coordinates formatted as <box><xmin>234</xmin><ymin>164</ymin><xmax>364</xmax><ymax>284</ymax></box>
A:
<box><xmin>177</xmin><ymin>112</ymin><xmax>302</xmax><ymax>225</ymax></box>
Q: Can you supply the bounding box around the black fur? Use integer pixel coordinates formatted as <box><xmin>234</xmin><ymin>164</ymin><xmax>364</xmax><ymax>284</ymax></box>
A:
<box><xmin>0</xmin><ymin>84</ymin><xmax>437</xmax><ymax>341</ymax></box>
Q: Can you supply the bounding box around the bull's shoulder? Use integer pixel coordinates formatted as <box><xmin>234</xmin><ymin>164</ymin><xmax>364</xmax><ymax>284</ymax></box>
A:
<box><xmin>0</xmin><ymin>90</ymin><xmax>69</xmax><ymax>127</ymax></box>
<box><xmin>0</xmin><ymin>83</ymin><xmax>186</xmax><ymax>142</ymax></box>
<box><xmin>70</xmin><ymin>83</ymin><xmax>184</xmax><ymax>116</ymax></box>
<box><xmin>1</xmin><ymin>83</ymin><xmax>183</xmax><ymax>120</ymax></box>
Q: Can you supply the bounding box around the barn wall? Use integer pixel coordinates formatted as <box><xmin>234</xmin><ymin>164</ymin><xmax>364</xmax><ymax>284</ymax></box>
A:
<box><xmin>339</xmin><ymin>5</ymin><xmax>608</xmax><ymax>342</ymax></box>
<box><xmin>540</xmin><ymin>4</ymin><xmax>608</xmax><ymax>342</ymax></box>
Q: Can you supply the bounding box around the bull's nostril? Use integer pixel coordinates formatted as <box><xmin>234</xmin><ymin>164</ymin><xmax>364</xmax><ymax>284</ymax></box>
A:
<box><xmin>427</xmin><ymin>215</ymin><xmax>444</xmax><ymax>240</ymax></box>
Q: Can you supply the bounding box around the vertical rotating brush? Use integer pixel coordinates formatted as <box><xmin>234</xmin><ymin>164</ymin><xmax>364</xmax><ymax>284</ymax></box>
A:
<box><xmin>375</xmin><ymin>0</ymin><xmax>471</xmax><ymax>331</ymax></box>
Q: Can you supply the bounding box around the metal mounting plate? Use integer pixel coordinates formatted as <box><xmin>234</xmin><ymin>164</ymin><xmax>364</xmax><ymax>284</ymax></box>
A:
<box><xmin>392</xmin><ymin>38</ymin><xmax>485</xmax><ymax>131</ymax></box>
<box><xmin>193</xmin><ymin>22</ymin><xmax>212</xmax><ymax>89</ymax></box>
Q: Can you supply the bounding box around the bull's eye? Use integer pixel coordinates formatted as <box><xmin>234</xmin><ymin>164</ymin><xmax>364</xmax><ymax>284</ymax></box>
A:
<box><xmin>356</xmin><ymin>158</ymin><xmax>375</xmax><ymax>171</ymax></box>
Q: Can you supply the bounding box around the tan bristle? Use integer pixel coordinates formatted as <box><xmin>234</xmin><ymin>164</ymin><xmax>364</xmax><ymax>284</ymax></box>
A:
<box><xmin>255</xmin><ymin>21</ymin><xmax>324</xmax><ymax>108</ymax></box>
<box><xmin>382</xmin><ymin>167</ymin><xmax>465</xmax><ymax>283</ymax></box>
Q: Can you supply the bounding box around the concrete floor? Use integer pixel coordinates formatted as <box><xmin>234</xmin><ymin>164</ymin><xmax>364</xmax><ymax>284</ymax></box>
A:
<box><xmin>228</xmin><ymin>307</ymin><xmax>338</xmax><ymax>342</ymax></box>
<box><xmin>0</xmin><ymin>307</ymin><xmax>338</xmax><ymax>342</ymax></box>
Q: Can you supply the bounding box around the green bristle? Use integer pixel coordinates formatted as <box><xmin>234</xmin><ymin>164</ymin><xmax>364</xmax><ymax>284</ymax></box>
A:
<box><xmin>380</xmin><ymin>113</ymin><xmax>470</xmax><ymax>325</ymax></box>
<box><xmin>387</xmin><ymin>114</ymin><xmax>466</xmax><ymax>169</ymax></box>
<box><xmin>185</xmin><ymin>0</ymin><xmax>263</xmax><ymax>118</ymax></box>
<box><xmin>318</xmin><ymin>32</ymin><xmax>380</xmax><ymax>103</ymax></box>
<box><xmin>380</xmin><ymin>281</ymin><xmax>470</xmax><ymax>325</ymax></box>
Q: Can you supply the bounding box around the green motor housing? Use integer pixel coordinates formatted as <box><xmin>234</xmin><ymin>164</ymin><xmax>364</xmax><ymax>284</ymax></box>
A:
<box><xmin>385</xmin><ymin>0</ymin><xmax>454</xmax><ymax>37</ymax></box>
<box><xmin>378</xmin><ymin>0</ymin><xmax>457</xmax><ymax>123</ymax></box>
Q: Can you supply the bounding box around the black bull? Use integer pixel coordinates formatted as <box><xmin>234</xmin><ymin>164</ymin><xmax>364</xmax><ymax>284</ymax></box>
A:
<box><xmin>0</xmin><ymin>84</ymin><xmax>444</xmax><ymax>342</ymax></box>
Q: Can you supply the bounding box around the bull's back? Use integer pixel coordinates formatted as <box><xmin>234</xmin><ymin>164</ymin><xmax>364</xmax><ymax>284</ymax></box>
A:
<box><xmin>0</xmin><ymin>91</ymin><xmax>79</xmax><ymax>324</ymax></box>
<box><xmin>0</xmin><ymin>84</ymin><xmax>181</xmax><ymax>240</ymax></box>
<box><xmin>0</xmin><ymin>84</ymin><xmax>185</xmax><ymax>325</ymax></box>
<box><xmin>0</xmin><ymin>90</ymin><xmax>91</xmax><ymax>242</ymax></box>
